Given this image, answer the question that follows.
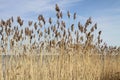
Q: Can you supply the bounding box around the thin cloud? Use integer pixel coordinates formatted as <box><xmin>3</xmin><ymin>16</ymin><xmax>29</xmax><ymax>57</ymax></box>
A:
<box><xmin>0</xmin><ymin>0</ymin><xmax>82</xmax><ymax>19</ymax></box>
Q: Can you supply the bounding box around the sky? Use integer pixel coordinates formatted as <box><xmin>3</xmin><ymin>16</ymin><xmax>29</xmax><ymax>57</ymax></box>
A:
<box><xmin>0</xmin><ymin>0</ymin><xmax>120</xmax><ymax>46</ymax></box>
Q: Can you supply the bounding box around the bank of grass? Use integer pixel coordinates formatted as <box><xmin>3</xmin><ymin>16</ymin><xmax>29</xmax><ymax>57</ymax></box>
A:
<box><xmin>0</xmin><ymin>4</ymin><xmax>120</xmax><ymax>80</ymax></box>
<box><xmin>0</xmin><ymin>50</ymin><xmax>120</xmax><ymax>80</ymax></box>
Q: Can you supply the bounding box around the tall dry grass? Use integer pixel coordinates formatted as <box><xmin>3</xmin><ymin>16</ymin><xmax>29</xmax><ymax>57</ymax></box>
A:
<box><xmin>0</xmin><ymin>4</ymin><xmax>120</xmax><ymax>80</ymax></box>
<box><xmin>0</xmin><ymin>53</ymin><xmax>120</xmax><ymax>80</ymax></box>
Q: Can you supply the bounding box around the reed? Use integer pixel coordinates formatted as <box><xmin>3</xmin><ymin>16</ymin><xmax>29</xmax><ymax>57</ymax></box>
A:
<box><xmin>0</xmin><ymin>4</ymin><xmax>119</xmax><ymax>80</ymax></box>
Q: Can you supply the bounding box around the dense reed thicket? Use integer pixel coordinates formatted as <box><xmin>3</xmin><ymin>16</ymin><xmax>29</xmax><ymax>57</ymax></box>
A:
<box><xmin>0</xmin><ymin>4</ymin><xmax>120</xmax><ymax>80</ymax></box>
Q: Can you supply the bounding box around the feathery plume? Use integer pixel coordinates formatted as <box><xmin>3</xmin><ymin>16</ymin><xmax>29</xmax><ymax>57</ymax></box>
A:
<box><xmin>73</xmin><ymin>12</ymin><xmax>76</xmax><ymax>20</ymax></box>
<box><xmin>49</xmin><ymin>17</ymin><xmax>52</xmax><ymax>24</ymax></box>
<box><xmin>67</xmin><ymin>11</ymin><xmax>70</xmax><ymax>18</ymax></box>
<box><xmin>28</xmin><ymin>21</ymin><xmax>33</xmax><ymax>26</ymax></box>
<box><xmin>60</xmin><ymin>11</ymin><xmax>63</xmax><ymax>18</ymax></box>
<box><xmin>34</xmin><ymin>22</ymin><xmax>37</xmax><ymax>30</ymax></box>
<box><xmin>71</xmin><ymin>24</ymin><xmax>74</xmax><ymax>31</ymax></box>
<box><xmin>98</xmin><ymin>31</ymin><xmax>102</xmax><ymax>35</ymax></box>
<box><xmin>94</xmin><ymin>23</ymin><xmax>97</xmax><ymax>29</ymax></box>
<box><xmin>38</xmin><ymin>22</ymin><xmax>43</xmax><ymax>28</ymax></box>
<box><xmin>55</xmin><ymin>4</ymin><xmax>60</xmax><ymax>12</ymax></box>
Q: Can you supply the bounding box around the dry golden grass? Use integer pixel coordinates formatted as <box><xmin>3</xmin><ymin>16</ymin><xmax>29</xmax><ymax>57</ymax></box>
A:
<box><xmin>0</xmin><ymin>49</ymin><xmax>119</xmax><ymax>80</ymax></box>
<box><xmin>0</xmin><ymin>4</ymin><xmax>120</xmax><ymax>80</ymax></box>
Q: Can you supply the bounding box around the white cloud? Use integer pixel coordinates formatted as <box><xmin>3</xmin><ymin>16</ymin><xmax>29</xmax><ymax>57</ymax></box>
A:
<box><xmin>0</xmin><ymin>0</ymin><xmax>82</xmax><ymax>19</ymax></box>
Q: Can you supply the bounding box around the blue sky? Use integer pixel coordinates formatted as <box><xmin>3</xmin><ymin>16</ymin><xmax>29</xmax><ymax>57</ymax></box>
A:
<box><xmin>0</xmin><ymin>0</ymin><xmax>120</xmax><ymax>46</ymax></box>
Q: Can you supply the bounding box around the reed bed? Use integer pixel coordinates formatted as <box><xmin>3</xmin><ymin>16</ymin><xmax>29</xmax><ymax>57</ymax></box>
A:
<box><xmin>0</xmin><ymin>4</ymin><xmax>120</xmax><ymax>80</ymax></box>
<box><xmin>0</xmin><ymin>53</ymin><xmax>120</xmax><ymax>80</ymax></box>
